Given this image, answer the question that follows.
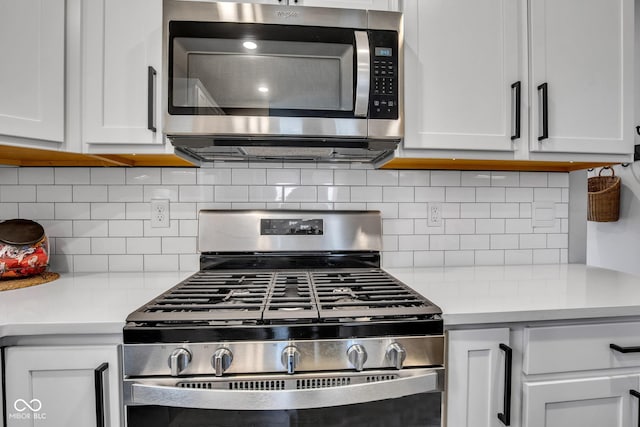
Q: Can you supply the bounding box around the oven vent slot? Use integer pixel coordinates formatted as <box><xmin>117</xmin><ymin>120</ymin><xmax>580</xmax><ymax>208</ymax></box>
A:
<box><xmin>296</xmin><ymin>377</ymin><xmax>351</xmax><ymax>389</ymax></box>
<box><xmin>178</xmin><ymin>382</ymin><xmax>214</xmax><ymax>389</ymax></box>
<box><xmin>228</xmin><ymin>380</ymin><xmax>286</xmax><ymax>390</ymax></box>
<box><xmin>366</xmin><ymin>374</ymin><xmax>397</xmax><ymax>382</ymax></box>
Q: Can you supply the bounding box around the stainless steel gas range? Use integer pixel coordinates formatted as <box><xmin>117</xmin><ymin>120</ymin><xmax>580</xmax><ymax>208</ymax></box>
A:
<box><xmin>122</xmin><ymin>210</ymin><xmax>444</xmax><ymax>427</ymax></box>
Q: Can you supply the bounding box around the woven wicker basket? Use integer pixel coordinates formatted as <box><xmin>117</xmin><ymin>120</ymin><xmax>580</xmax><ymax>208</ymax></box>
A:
<box><xmin>588</xmin><ymin>167</ymin><xmax>621</xmax><ymax>222</ymax></box>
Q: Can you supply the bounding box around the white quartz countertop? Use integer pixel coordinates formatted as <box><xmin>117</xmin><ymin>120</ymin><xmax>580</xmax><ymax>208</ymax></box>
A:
<box><xmin>1</xmin><ymin>264</ymin><xmax>640</xmax><ymax>339</ymax></box>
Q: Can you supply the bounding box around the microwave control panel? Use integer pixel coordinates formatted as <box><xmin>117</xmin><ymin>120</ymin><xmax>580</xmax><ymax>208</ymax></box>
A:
<box><xmin>369</xmin><ymin>31</ymin><xmax>399</xmax><ymax>120</ymax></box>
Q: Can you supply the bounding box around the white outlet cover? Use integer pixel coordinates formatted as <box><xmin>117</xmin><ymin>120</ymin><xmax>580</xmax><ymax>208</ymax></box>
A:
<box><xmin>532</xmin><ymin>201</ymin><xmax>555</xmax><ymax>227</ymax></box>
<box><xmin>428</xmin><ymin>202</ymin><xmax>442</xmax><ymax>227</ymax></box>
<box><xmin>151</xmin><ymin>199</ymin><xmax>170</xmax><ymax>228</ymax></box>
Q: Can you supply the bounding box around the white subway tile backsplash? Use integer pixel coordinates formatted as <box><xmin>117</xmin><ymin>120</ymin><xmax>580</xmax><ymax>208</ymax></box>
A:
<box><xmin>179</xmin><ymin>186</ymin><xmax>214</xmax><ymax>202</ymax></box>
<box><xmin>351</xmin><ymin>186</ymin><xmax>382</xmax><ymax>202</ymax></box>
<box><xmin>413</xmin><ymin>251</ymin><xmax>444</xmax><ymax>267</ymax></box>
<box><xmin>284</xmin><ymin>186</ymin><xmax>316</xmax><ymax>202</ymax></box>
<box><xmin>0</xmin><ymin>168</ymin><xmax>18</xmax><ymax>185</ymax></box>
<box><xmin>19</xmin><ymin>203</ymin><xmax>54</xmax><ymax>220</ymax></box>
<box><xmin>91</xmin><ymin>168</ymin><xmax>125</xmax><ymax>185</ymax></box>
<box><xmin>162</xmin><ymin>168</ymin><xmax>197</xmax><ymax>185</ymax></box>
<box><xmin>367</xmin><ymin>170</ymin><xmax>399</xmax><ymax>186</ymax></box>
<box><xmin>399</xmin><ymin>171</ymin><xmax>429</xmax><ymax>186</ymax></box>
<box><xmin>490</xmin><ymin>172</ymin><xmax>519</xmax><ymax>187</ymax></box>
<box><xmin>430</xmin><ymin>235</ymin><xmax>459</xmax><ymax>251</ymax></box>
<box><xmin>461</xmin><ymin>171</ymin><xmax>491</xmax><ymax>187</ymax></box>
<box><xmin>334</xmin><ymin>170</ymin><xmax>366</xmax><ymax>186</ymax></box>
<box><xmin>109</xmin><ymin>220</ymin><xmax>144</xmax><ymax>237</ymax></box>
<box><xmin>90</xmin><ymin>237</ymin><xmax>125</xmax><ymax>254</ymax></box>
<box><xmin>0</xmin><ymin>167</ymin><xmax>569</xmax><ymax>271</ymax></box>
<box><xmin>74</xmin><ymin>255</ymin><xmax>109</xmax><ymax>272</ymax></box>
<box><xmin>398</xmin><ymin>235</ymin><xmax>429</xmax><ymax>251</ymax></box>
<box><xmin>197</xmin><ymin>168</ymin><xmax>231</xmax><ymax>185</ymax></box>
<box><xmin>490</xmin><ymin>203</ymin><xmax>520</xmax><ymax>218</ymax></box>
<box><xmin>445</xmin><ymin>219</ymin><xmax>475</xmax><ymax>234</ymax></box>
<box><xmin>431</xmin><ymin>171</ymin><xmax>461</xmax><ymax>187</ymax></box>
<box><xmin>37</xmin><ymin>186</ymin><xmax>72</xmax><ymax>203</ymax></box>
<box><xmin>19</xmin><ymin>168</ymin><xmax>54</xmax><ymax>184</ymax></box>
<box><xmin>55</xmin><ymin>203</ymin><xmax>91</xmax><ymax>220</ymax></box>
<box><xmin>415</xmin><ymin>187</ymin><xmax>445</xmax><ymax>202</ymax></box>
<box><xmin>446</xmin><ymin>187</ymin><xmax>475</xmax><ymax>202</ymax></box>
<box><xmin>476</xmin><ymin>187</ymin><xmax>505</xmax><ymax>202</ymax></box>
<box><xmin>144</xmin><ymin>254</ymin><xmax>179</xmax><ymax>271</ymax></box>
<box><xmin>301</xmin><ymin>169</ymin><xmax>333</xmax><ymax>186</ymax></box>
<box><xmin>74</xmin><ymin>220</ymin><xmax>109</xmax><ymax>237</ymax></box>
<box><xmin>548</xmin><ymin>173</ymin><xmax>569</xmax><ymax>188</ymax></box>
<box><xmin>91</xmin><ymin>203</ymin><xmax>125</xmax><ymax>220</ymax></box>
<box><xmin>126</xmin><ymin>168</ymin><xmax>162</xmax><ymax>185</ymax></box>
<box><xmin>55</xmin><ymin>168</ymin><xmax>90</xmax><ymax>185</ymax></box>
<box><xmin>267</xmin><ymin>169</ymin><xmax>300</xmax><ymax>185</ymax></box>
<box><xmin>127</xmin><ymin>237</ymin><xmax>161</xmax><ymax>254</ymax></box>
<box><xmin>109</xmin><ymin>255</ymin><xmax>144</xmax><ymax>272</ymax></box>
<box><xmin>73</xmin><ymin>186</ymin><xmax>108</xmax><ymax>202</ymax></box>
<box><xmin>232</xmin><ymin>169</ymin><xmax>266</xmax><ymax>185</ymax></box>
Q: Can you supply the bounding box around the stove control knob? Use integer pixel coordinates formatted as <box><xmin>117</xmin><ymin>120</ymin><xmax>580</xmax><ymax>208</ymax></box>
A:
<box><xmin>347</xmin><ymin>344</ymin><xmax>368</xmax><ymax>372</ymax></box>
<box><xmin>281</xmin><ymin>346</ymin><xmax>300</xmax><ymax>374</ymax></box>
<box><xmin>212</xmin><ymin>348</ymin><xmax>233</xmax><ymax>377</ymax></box>
<box><xmin>386</xmin><ymin>342</ymin><xmax>407</xmax><ymax>370</ymax></box>
<box><xmin>168</xmin><ymin>348</ymin><xmax>192</xmax><ymax>377</ymax></box>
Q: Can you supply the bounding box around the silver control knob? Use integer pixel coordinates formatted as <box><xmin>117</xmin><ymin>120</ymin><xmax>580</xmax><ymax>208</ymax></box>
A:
<box><xmin>212</xmin><ymin>348</ymin><xmax>233</xmax><ymax>377</ymax></box>
<box><xmin>281</xmin><ymin>346</ymin><xmax>300</xmax><ymax>374</ymax></box>
<box><xmin>386</xmin><ymin>342</ymin><xmax>407</xmax><ymax>370</ymax></box>
<box><xmin>168</xmin><ymin>348</ymin><xmax>192</xmax><ymax>377</ymax></box>
<box><xmin>347</xmin><ymin>344</ymin><xmax>368</xmax><ymax>371</ymax></box>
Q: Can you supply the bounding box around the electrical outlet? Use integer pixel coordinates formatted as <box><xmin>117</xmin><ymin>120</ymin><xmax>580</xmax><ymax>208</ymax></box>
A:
<box><xmin>151</xmin><ymin>199</ymin><xmax>170</xmax><ymax>228</ymax></box>
<box><xmin>428</xmin><ymin>202</ymin><xmax>442</xmax><ymax>227</ymax></box>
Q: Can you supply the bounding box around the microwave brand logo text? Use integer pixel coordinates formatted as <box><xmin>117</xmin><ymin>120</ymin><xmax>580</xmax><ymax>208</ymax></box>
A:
<box><xmin>276</xmin><ymin>10</ymin><xmax>299</xmax><ymax>18</ymax></box>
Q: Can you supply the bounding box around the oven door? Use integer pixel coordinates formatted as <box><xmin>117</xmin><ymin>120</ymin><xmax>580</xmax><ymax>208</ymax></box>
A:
<box><xmin>124</xmin><ymin>368</ymin><xmax>443</xmax><ymax>427</ymax></box>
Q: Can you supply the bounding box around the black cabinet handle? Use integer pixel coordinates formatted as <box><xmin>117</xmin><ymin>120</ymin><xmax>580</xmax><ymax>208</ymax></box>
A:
<box><xmin>510</xmin><ymin>81</ymin><xmax>521</xmax><ymax>140</ymax></box>
<box><xmin>497</xmin><ymin>343</ymin><xmax>512</xmax><ymax>426</ymax></box>
<box><xmin>610</xmin><ymin>344</ymin><xmax>640</xmax><ymax>353</ymax></box>
<box><xmin>537</xmin><ymin>82</ymin><xmax>548</xmax><ymax>141</ymax></box>
<box><xmin>147</xmin><ymin>66</ymin><xmax>157</xmax><ymax>133</ymax></box>
<box><xmin>94</xmin><ymin>362</ymin><xmax>109</xmax><ymax>427</ymax></box>
<box><xmin>631</xmin><ymin>390</ymin><xmax>640</xmax><ymax>427</ymax></box>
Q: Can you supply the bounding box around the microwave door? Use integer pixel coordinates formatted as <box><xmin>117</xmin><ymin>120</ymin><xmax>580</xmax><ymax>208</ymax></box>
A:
<box><xmin>353</xmin><ymin>31</ymin><xmax>370</xmax><ymax>118</ymax></box>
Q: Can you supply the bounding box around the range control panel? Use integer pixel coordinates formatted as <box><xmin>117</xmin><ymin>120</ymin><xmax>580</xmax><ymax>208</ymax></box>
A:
<box><xmin>260</xmin><ymin>218</ymin><xmax>324</xmax><ymax>235</ymax></box>
<box><xmin>369</xmin><ymin>30</ymin><xmax>399</xmax><ymax>120</ymax></box>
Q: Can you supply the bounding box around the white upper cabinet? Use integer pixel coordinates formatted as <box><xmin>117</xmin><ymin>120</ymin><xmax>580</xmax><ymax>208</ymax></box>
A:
<box><xmin>0</xmin><ymin>0</ymin><xmax>65</xmax><ymax>143</ymax></box>
<box><xmin>403</xmin><ymin>0</ymin><xmax>524</xmax><ymax>152</ymax></box>
<box><xmin>82</xmin><ymin>0</ymin><xmax>163</xmax><ymax>146</ymax></box>
<box><xmin>528</xmin><ymin>0</ymin><xmax>633</xmax><ymax>155</ymax></box>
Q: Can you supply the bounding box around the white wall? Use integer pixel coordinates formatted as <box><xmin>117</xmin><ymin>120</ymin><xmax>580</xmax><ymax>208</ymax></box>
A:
<box><xmin>587</xmin><ymin>164</ymin><xmax>640</xmax><ymax>275</ymax></box>
<box><xmin>0</xmin><ymin>163</ymin><xmax>570</xmax><ymax>272</ymax></box>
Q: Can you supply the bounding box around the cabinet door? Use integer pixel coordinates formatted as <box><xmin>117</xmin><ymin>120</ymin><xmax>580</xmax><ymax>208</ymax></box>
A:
<box><xmin>529</xmin><ymin>0</ymin><xmax>633</xmax><ymax>155</ymax></box>
<box><xmin>0</xmin><ymin>0</ymin><xmax>64</xmax><ymax>143</ymax></box>
<box><xmin>403</xmin><ymin>0</ymin><xmax>524</xmax><ymax>152</ymax></box>
<box><xmin>82</xmin><ymin>0</ymin><xmax>162</xmax><ymax>145</ymax></box>
<box><xmin>447</xmin><ymin>328</ymin><xmax>512</xmax><ymax>427</ymax></box>
<box><xmin>522</xmin><ymin>375</ymin><xmax>639</xmax><ymax>427</ymax></box>
<box><xmin>4</xmin><ymin>345</ymin><xmax>120</xmax><ymax>427</ymax></box>
<box><xmin>295</xmin><ymin>0</ymin><xmax>396</xmax><ymax>11</ymax></box>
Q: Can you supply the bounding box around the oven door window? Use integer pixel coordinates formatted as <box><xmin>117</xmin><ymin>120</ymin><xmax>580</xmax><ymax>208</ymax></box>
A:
<box><xmin>169</xmin><ymin>22</ymin><xmax>356</xmax><ymax>118</ymax></box>
<box><xmin>127</xmin><ymin>392</ymin><xmax>441</xmax><ymax>427</ymax></box>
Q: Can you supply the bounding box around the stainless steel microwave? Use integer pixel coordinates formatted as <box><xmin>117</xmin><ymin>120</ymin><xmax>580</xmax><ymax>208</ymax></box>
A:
<box><xmin>162</xmin><ymin>0</ymin><xmax>403</xmax><ymax>163</ymax></box>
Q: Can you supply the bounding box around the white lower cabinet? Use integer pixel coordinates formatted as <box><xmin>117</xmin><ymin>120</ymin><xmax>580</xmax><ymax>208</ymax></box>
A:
<box><xmin>522</xmin><ymin>375</ymin><xmax>640</xmax><ymax>427</ymax></box>
<box><xmin>446</xmin><ymin>328</ymin><xmax>513</xmax><ymax>427</ymax></box>
<box><xmin>4</xmin><ymin>345</ymin><xmax>120</xmax><ymax>427</ymax></box>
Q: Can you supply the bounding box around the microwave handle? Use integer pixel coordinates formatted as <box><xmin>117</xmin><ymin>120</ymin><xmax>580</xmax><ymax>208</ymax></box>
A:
<box><xmin>354</xmin><ymin>31</ymin><xmax>370</xmax><ymax>118</ymax></box>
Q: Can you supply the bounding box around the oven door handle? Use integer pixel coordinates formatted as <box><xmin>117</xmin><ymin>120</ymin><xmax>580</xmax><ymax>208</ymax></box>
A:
<box><xmin>354</xmin><ymin>30</ymin><xmax>370</xmax><ymax>118</ymax></box>
<box><xmin>127</xmin><ymin>370</ymin><xmax>442</xmax><ymax>410</ymax></box>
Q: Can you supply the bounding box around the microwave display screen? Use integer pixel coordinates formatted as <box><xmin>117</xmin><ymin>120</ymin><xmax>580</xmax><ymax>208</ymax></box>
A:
<box><xmin>375</xmin><ymin>47</ymin><xmax>392</xmax><ymax>57</ymax></box>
